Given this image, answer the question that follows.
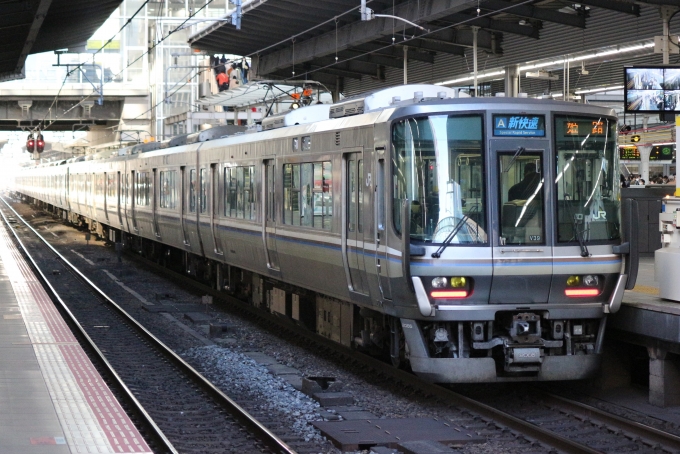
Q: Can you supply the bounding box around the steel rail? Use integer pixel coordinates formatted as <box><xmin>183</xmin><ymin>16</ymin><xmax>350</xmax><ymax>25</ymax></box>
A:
<box><xmin>119</xmin><ymin>238</ymin><xmax>606</xmax><ymax>454</ymax></box>
<box><xmin>0</xmin><ymin>200</ymin><xmax>176</xmax><ymax>453</ymax></box>
<box><xmin>535</xmin><ymin>390</ymin><xmax>680</xmax><ymax>451</ymax></box>
<box><xmin>0</xmin><ymin>196</ymin><xmax>297</xmax><ymax>454</ymax></box>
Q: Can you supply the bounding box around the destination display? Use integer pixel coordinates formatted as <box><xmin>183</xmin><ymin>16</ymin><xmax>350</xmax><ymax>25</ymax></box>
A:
<box><xmin>493</xmin><ymin>114</ymin><xmax>545</xmax><ymax>137</ymax></box>
<box><xmin>624</xmin><ymin>66</ymin><xmax>680</xmax><ymax>113</ymax></box>
<box><xmin>619</xmin><ymin>146</ymin><xmax>640</xmax><ymax>160</ymax></box>
<box><xmin>563</xmin><ymin>120</ymin><xmax>607</xmax><ymax>136</ymax></box>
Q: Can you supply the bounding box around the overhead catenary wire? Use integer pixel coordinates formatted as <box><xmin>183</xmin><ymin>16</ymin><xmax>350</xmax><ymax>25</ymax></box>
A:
<box><xmin>280</xmin><ymin>0</ymin><xmax>540</xmax><ymax>83</ymax></box>
<box><xmin>136</xmin><ymin>1</ymin><xmax>544</xmax><ymax>132</ymax></box>
<box><xmin>39</xmin><ymin>0</ymin><xmax>216</xmax><ymax>134</ymax></box>
<box><xmin>35</xmin><ymin>0</ymin><xmax>152</xmax><ymax>132</ymax></box>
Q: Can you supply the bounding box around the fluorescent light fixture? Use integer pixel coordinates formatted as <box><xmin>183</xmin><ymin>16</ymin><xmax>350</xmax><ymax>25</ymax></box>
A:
<box><xmin>435</xmin><ymin>41</ymin><xmax>655</xmax><ymax>88</ymax></box>
<box><xmin>435</xmin><ymin>70</ymin><xmax>505</xmax><ymax>86</ymax></box>
<box><xmin>574</xmin><ymin>85</ymin><xmax>624</xmax><ymax>95</ymax></box>
<box><xmin>520</xmin><ymin>42</ymin><xmax>655</xmax><ymax>71</ymax></box>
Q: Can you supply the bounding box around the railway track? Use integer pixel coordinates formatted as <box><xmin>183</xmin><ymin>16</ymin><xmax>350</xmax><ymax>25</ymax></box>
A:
<box><xmin>9</xmin><ymin>196</ymin><xmax>680</xmax><ymax>454</ymax></box>
<box><xmin>113</xmin><ymin>228</ymin><xmax>680</xmax><ymax>454</ymax></box>
<box><xmin>0</xmin><ymin>197</ymin><xmax>296</xmax><ymax>454</ymax></box>
<box><xmin>120</xmin><ymin>239</ymin><xmax>680</xmax><ymax>454</ymax></box>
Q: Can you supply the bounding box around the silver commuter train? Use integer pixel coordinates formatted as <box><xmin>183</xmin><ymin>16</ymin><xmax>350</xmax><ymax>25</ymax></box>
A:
<box><xmin>15</xmin><ymin>84</ymin><xmax>639</xmax><ymax>382</ymax></box>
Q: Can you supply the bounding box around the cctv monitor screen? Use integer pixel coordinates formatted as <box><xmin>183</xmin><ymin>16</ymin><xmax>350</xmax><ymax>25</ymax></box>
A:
<box><xmin>625</xmin><ymin>67</ymin><xmax>680</xmax><ymax>112</ymax></box>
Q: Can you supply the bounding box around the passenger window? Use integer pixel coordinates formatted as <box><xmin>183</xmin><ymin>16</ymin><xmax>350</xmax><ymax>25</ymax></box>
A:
<box><xmin>223</xmin><ymin>166</ymin><xmax>255</xmax><ymax>220</ymax></box>
<box><xmin>283</xmin><ymin>161</ymin><xmax>331</xmax><ymax>230</ymax></box>
<box><xmin>292</xmin><ymin>137</ymin><xmax>299</xmax><ymax>151</ymax></box>
<box><xmin>159</xmin><ymin>170</ymin><xmax>177</xmax><ymax>209</ymax></box>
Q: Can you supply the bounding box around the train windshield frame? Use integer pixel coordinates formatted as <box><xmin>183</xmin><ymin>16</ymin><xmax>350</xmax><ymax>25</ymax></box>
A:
<box><xmin>554</xmin><ymin>114</ymin><xmax>621</xmax><ymax>244</ymax></box>
<box><xmin>391</xmin><ymin>113</ymin><xmax>487</xmax><ymax>245</ymax></box>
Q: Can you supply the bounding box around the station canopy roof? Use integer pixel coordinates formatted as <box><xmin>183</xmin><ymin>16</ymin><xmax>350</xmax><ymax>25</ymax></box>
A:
<box><xmin>187</xmin><ymin>0</ymin><xmax>675</xmax><ymax>87</ymax></box>
<box><xmin>0</xmin><ymin>0</ymin><xmax>122</xmax><ymax>82</ymax></box>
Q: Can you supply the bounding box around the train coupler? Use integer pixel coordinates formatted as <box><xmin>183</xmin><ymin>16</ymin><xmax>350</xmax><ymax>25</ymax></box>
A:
<box><xmin>503</xmin><ymin>313</ymin><xmax>550</xmax><ymax>373</ymax></box>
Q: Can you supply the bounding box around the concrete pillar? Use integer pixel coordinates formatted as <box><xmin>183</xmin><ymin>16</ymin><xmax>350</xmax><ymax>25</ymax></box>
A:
<box><xmin>504</xmin><ymin>64</ymin><xmax>520</xmax><ymax>97</ymax></box>
<box><xmin>648</xmin><ymin>347</ymin><xmax>680</xmax><ymax>407</ymax></box>
<box><xmin>639</xmin><ymin>145</ymin><xmax>652</xmax><ymax>183</ymax></box>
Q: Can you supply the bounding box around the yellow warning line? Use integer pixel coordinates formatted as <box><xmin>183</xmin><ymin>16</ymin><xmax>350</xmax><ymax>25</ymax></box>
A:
<box><xmin>630</xmin><ymin>285</ymin><xmax>660</xmax><ymax>295</ymax></box>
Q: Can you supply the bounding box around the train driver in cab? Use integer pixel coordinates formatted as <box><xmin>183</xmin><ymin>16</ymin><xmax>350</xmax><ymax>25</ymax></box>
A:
<box><xmin>508</xmin><ymin>162</ymin><xmax>540</xmax><ymax>202</ymax></box>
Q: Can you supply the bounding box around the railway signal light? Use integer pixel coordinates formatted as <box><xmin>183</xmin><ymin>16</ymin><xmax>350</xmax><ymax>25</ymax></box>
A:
<box><xmin>36</xmin><ymin>134</ymin><xmax>45</xmax><ymax>153</ymax></box>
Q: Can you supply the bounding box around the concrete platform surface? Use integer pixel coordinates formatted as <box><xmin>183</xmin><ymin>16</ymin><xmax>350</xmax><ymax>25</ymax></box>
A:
<box><xmin>0</xmin><ymin>220</ymin><xmax>151</xmax><ymax>453</ymax></box>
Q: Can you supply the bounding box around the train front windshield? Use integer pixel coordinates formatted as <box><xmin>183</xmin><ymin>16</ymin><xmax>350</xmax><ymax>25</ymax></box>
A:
<box><xmin>392</xmin><ymin>112</ymin><xmax>620</xmax><ymax>245</ymax></box>
<box><xmin>555</xmin><ymin>115</ymin><xmax>620</xmax><ymax>243</ymax></box>
<box><xmin>392</xmin><ymin>114</ymin><xmax>488</xmax><ymax>244</ymax></box>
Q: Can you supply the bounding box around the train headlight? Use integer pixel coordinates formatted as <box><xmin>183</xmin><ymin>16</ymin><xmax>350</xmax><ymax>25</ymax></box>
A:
<box><xmin>566</xmin><ymin>275</ymin><xmax>581</xmax><ymax>287</ymax></box>
<box><xmin>450</xmin><ymin>277</ymin><xmax>467</xmax><ymax>288</ymax></box>
<box><xmin>431</xmin><ymin>276</ymin><xmax>471</xmax><ymax>299</ymax></box>
<box><xmin>565</xmin><ymin>274</ymin><xmax>601</xmax><ymax>297</ymax></box>
<box><xmin>431</xmin><ymin>277</ymin><xmax>448</xmax><ymax>288</ymax></box>
<box><xmin>583</xmin><ymin>275</ymin><xmax>599</xmax><ymax>287</ymax></box>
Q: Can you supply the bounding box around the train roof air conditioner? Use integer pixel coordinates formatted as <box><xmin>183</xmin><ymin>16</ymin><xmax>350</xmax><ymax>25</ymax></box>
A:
<box><xmin>261</xmin><ymin>104</ymin><xmax>331</xmax><ymax>130</ymax></box>
<box><xmin>329</xmin><ymin>84</ymin><xmax>464</xmax><ymax>119</ymax></box>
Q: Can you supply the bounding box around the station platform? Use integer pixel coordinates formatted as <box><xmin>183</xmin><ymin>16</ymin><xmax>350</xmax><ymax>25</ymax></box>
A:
<box><xmin>609</xmin><ymin>256</ymin><xmax>680</xmax><ymax>408</ymax></box>
<box><xmin>0</xmin><ymin>221</ymin><xmax>151</xmax><ymax>453</ymax></box>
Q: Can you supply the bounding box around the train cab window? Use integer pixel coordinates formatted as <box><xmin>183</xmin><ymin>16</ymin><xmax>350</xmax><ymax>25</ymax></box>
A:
<box><xmin>554</xmin><ymin>115</ymin><xmax>620</xmax><ymax>243</ymax></box>
<box><xmin>392</xmin><ymin>114</ymin><xmax>487</xmax><ymax>244</ymax></box>
<box><xmin>159</xmin><ymin>170</ymin><xmax>177</xmax><ymax>209</ymax></box>
<box><xmin>189</xmin><ymin>169</ymin><xmax>196</xmax><ymax>212</ymax></box>
<box><xmin>283</xmin><ymin>161</ymin><xmax>331</xmax><ymax>230</ymax></box>
<box><xmin>199</xmin><ymin>168</ymin><xmax>207</xmax><ymax>213</ymax></box>
<box><xmin>292</xmin><ymin>137</ymin><xmax>299</xmax><ymax>152</ymax></box>
<box><xmin>499</xmin><ymin>154</ymin><xmax>544</xmax><ymax>245</ymax></box>
<box><xmin>302</xmin><ymin>136</ymin><xmax>311</xmax><ymax>151</ymax></box>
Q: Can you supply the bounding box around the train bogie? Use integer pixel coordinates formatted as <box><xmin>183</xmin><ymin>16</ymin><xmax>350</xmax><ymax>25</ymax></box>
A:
<box><xmin>15</xmin><ymin>84</ymin><xmax>638</xmax><ymax>383</ymax></box>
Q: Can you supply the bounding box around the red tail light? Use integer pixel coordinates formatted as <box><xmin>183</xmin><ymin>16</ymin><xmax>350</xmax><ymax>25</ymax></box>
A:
<box><xmin>431</xmin><ymin>290</ymin><xmax>468</xmax><ymax>299</ymax></box>
<box><xmin>565</xmin><ymin>288</ymin><xmax>599</xmax><ymax>297</ymax></box>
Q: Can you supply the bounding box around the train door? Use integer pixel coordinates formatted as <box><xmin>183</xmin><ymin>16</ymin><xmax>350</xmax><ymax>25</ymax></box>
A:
<box><xmin>342</xmin><ymin>151</ymin><xmax>369</xmax><ymax>295</ymax></box>
<box><xmin>185</xmin><ymin>166</ymin><xmax>205</xmax><ymax>255</ymax></box>
<box><xmin>152</xmin><ymin>169</ymin><xmax>161</xmax><ymax>239</ymax></box>
<box><xmin>196</xmin><ymin>166</ymin><xmax>216</xmax><ymax>256</ymax></box>
<box><xmin>130</xmin><ymin>170</ymin><xmax>138</xmax><ymax>232</ymax></box>
<box><xmin>180</xmin><ymin>166</ymin><xmax>190</xmax><ymax>246</ymax></box>
<box><xmin>374</xmin><ymin>154</ymin><xmax>392</xmax><ymax>300</ymax></box>
<box><xmin>210</xmin><ymin>163</ymin><xmax>223</xmax><ymax>255</ymax></box>
<box><xmin>117</xmin><ymin>171</ymin><xmax>123</xmax><ymax>228</ymax></box>
<box><xmin>103</xmin><ymin>172</ymin><xmax>110</xmax><ymax>222</ymax></box>
<box><xmin>490</xmin><ymin>141</ymin><xmax>553</xmax><ymax>303</ymax></box>
<box><xmin>262</xmin><ymin>159</ymin><xmax>279</xmax><ymax>271</ymax></box>
<box><xmin>65</xmin><ymin>169</ymin><xmax>71</xmax><ymax>212</ymax></box>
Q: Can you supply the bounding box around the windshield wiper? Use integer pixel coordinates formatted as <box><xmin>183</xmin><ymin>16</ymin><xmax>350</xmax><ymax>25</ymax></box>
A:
<box><xmin>431</xmin><ymin>206</ymin><xmax>479</xmax><ymax>258</ymax></box>
<box><xmin>503</xmin><ymin>146</ymin><xmax>526</xmax><ymax>173</ymax></box>
<box><xmin>573</xmin><ymin>217</ymin><xmax>590</xmax><ymax>257</ymax></box>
